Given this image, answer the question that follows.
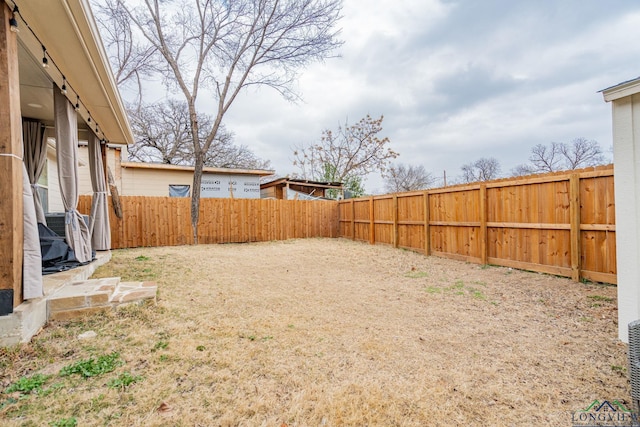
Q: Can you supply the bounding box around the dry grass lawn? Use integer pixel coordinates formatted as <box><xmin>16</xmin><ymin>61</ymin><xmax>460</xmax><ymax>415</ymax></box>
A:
<box><xmin>0</xmin><ymin>238</ymin><xmax>629</xmax><ymax>426</ymax></box>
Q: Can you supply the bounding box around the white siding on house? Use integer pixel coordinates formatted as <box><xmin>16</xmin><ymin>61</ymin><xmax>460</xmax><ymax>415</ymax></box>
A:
<box><xmin>77</xmin><ymin>146</ymin><xmax>92</xmax><ymax>196</ymax></box>
<box><xmin>46</xmin><ymin>149</ymin><xmax>64</xmax><ymax>213</ymax></box>
<box><xmin>610</xmin><ymin>92</ymin><xmax>640</xmax><ymax>342</ymax></box>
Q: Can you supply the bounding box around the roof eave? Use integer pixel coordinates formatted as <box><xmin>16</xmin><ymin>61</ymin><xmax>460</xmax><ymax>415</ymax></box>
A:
<box><xmin>77</xmin><ymin>0</ymin><xmax>134</xmax><ymax>145</ymax></box>
<box><xmin>601</xmin><ymin>76</ymin><xmax>640</xmax><ymax>102</ymax></box>
<box><xmin>14</xmin><ymin>0</ymin><xmax>135</xmax><ymax>145</ymax></box>
<box><xmin>121</xmin><ymin>161</ymin><xmax>275</xmax><ymax>176</ymax></box>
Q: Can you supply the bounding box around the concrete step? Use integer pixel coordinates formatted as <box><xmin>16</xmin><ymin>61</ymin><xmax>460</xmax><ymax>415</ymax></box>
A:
<box><xmin>110</xmin><ymin>281</ymin><xmax>157</xmax><ymax>305</ymax></box>
<box><xmin>47</xmin><ymin>277</ymin><xmax>157</xmax><ymax>321</ymax></box>
<box><xmin>48</xmin><ymin>278</ymin><xmax>120</xmax><ymax>321</ymax></box>
<box><xmin>0</xmin><ymin>251</ymin><xmax>112</xmax><ymax>347</ymax></box>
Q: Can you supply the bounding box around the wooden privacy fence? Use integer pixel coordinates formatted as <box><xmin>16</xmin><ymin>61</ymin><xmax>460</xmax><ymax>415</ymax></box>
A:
<box><xmin>78</xmin><ymin>196</ymin><xmax>339</xmax><ymax>249</ymax></box>
<box><xmin>338</xmin><ymin>165</ymin><xmax>616</xmax><ymax>284</ymax></box>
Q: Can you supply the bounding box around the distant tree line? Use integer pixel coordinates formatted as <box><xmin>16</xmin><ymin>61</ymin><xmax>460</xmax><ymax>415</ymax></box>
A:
<box><xmin>458</xmin><ymin>137</ymin><xmax>607</xmax><ymax>185</ymax></box>
<box><xmin>381</xmin><ymin>137</ymin><xmax>608</xmax><ymax>191</ymax></box>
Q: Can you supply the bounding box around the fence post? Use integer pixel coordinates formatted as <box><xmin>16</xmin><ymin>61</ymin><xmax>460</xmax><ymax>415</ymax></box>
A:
<box><xmin>369</xmin><ymin>196</ymin><xmax>375</xmax><ymax>245</ymax></box>
<box><xmin>479</xmin><ymin>184</ymin><xmax>487</xmax><ymax>265</ymax></box>
<box><xmin>570</xmin><ymin>174</ymin><xmax>581</xmax><ymax>282</ymax></box>
<box><xmin>393</xmin><ymin>194</ymin><xmax>398</xmax><ymax>248</ymax></box>
<box><xmin>424</xmin><ymin>191</ymin><xmax>430</xmax><ymax>256</ymax></box>
<box><xmin>351</xmin><ymin>199</ymin><xmax>355</xmax><ymax>240</ymax></box>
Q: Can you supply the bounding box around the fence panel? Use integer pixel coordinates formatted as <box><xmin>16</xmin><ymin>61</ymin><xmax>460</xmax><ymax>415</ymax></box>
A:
<box><xmin>373</xmin><ymin>196</ymin><xmax>394</xmax><ymax>246</ymax></box>
<box><xmin>353</xmin><ymin>198</ymin><xmax>370</xmax><ymax>242</ymax></box>
<box><xmin>78</xmin><ymin>196</ymin><xmax>339</xmax><ymax>249</ymax></box>
<box><xmin>429</xmin><ymin>188</ymin><xmax>481</xmax><ymax>261</ymax></box>
<box><xmin>397</xmin><ymin>193</ymin><xmax>425</xmax><ymax>251</ymax></box>
<box><xmin>579</xmin><ymin>173</ymin><xmax>616</xmax><ymax>283</ymax></box>
<box><xmin>338</xmin><ymin>165</ymin><xmax>616</xmax><ymax>284</ymax></box>
<box><xmin>486</xmin><ymin>179</ymin><xmax>572</xmax><ymax>276</ymax></box>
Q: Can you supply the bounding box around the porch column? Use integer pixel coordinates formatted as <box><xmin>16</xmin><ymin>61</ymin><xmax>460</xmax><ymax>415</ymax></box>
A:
<box><xmin>0</xmin><ymin>3</ymin><xmax>23</xmax><ymax>313</ymax></box>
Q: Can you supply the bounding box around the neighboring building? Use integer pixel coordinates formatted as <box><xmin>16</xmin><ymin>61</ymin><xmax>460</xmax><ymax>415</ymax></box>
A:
<box><xmin>74</xmin><ymin>144</ymin><xmax>274</xmax><ymax>199</ymax></box>
<box><xmin>260</xmin><ymin>178</ymin><xmax>344</xmax><ymax>200</ymax></box>
<box><xmin>602</xmin><ymin>76</ymin><xmax>640</xmax><ymax>343</ymax></box>
<box><xmin>120</xmin><ymin>161</ymin><xmax>273</xmax><ymax>199</ymax></box>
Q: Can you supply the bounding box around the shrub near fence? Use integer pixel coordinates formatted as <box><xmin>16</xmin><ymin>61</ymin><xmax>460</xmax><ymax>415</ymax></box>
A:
<box><xmin>78</xmin><ymin>196</ymin><xmax>339</xmax><ymax>249</ymax></box>
<box><xmin>338</xmin><ymin>165</ymin><xmax>616</xmax><ymax>284</ymax></box>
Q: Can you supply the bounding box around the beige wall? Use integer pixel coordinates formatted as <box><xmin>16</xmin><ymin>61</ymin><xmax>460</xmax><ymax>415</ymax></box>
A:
<box><xmin>77</xmin><ymin>144</ymin><xmax>92</xmax><ymax>196</ymax></box>
<box><xmin>45</xmin><ymin>147</ymin><xmax>63</xmax><ymax>213</ymax></box>
<box><xmin>77</xmin><ymin>144</ymin><xmax>123</xmax><ymax>196</ymax></box>
<box><xmin>47</xmin><ymin>142</ymin><xmax>124</xmax><ymax>213</ymax></box>
<box><xmin>122</xmin><ymin>166</ymin><xmax>194</xmax><ymax>197</ymax></box>
<box><xmin>67</xmin><ymin>144</ymin><xmax>268</xmax><ymax>199</ymax></box>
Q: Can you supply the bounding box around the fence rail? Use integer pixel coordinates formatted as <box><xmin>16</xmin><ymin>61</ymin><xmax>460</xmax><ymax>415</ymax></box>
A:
<box><xmin>338</xmin><ymin>166</ymin><xmax>616</xmax><ymax>284</ymax></box>
<box><xmin>78</xmin><ymin>196</ymin><xmax>339</xmax><ymax>249</ymax></box>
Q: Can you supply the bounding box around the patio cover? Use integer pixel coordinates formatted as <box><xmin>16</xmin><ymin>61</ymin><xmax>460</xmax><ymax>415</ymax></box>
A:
<box><xmin>54</xmin><ymin>88</ymin><xmax>92</xmax><ymax>263</ymax></box>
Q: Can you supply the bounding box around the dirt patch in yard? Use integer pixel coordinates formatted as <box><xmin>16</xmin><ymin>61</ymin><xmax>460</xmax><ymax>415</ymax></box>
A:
<box><xmin>1</xmin><ymin>238</ymin><xmax>628</xmax><ymax>426</ymax></box>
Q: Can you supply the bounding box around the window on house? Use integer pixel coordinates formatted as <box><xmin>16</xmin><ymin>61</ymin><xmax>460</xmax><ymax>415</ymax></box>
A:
<box><xmin>169</xmin><ymin>184</ymin><xmax>190</xmax><ymax>197</ymax></box>
<box><xmin>37</xmin><ymin>159</ymin><xmax>49</xmax><ymax>213</ymax></box>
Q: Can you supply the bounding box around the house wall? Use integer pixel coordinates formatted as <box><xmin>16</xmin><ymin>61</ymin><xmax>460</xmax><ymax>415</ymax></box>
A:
<box><xmin>611</xmin><ymin>92</ymin><xmax>640</xmax><ymax>342</ymax></box>
<box><xmin>70</xmin><ymin>145</ymin><xmax>268</xmax><ymax>199</ymax></box>
<box><xmin>261</xmin><ymin>186</ymin><xmax>278</xmax><ymax>199</ymax></box>
<box><xmin>46</xmin><ymin>148</ymin><xmax>64</xmax><ymax>213</ymax></box>
<box><xmin>77</xmin><ymin>144</ymin><xmax>92</xmax><ymax>196</ymax></box>
<box><xmin>77</xmin><ymin>144</ymin><xmax>122</xmax><ymax>196</ymax></box>
<box><xmin>121</xmin><ymin>166</ymin><xmax>194</xmax><ymax>197</ymax></box>
<box><xmin>45</xmin><ymin>141</ymin><xmax>123</xmax><ymax>214</ymax></box>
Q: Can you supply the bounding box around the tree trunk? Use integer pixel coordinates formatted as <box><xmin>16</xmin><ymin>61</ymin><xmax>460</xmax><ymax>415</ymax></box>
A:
<box><xmin>191</xmin><ymin>154</ymin><xmax>205</xmax><ymax>244</ymax></box>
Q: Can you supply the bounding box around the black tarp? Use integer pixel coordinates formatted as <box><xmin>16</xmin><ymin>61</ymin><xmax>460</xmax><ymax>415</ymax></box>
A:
<box><xmin>38</xmin><ymin>223</ymin><xmax>94</xmax><ymax>275</ymax></box>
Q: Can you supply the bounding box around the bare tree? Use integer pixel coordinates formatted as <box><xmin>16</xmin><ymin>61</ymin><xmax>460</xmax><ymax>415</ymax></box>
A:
<box><xmin>558</xmin><ymin>137</ymin><xmax>606</xmax><ymax>169</ymax></box>
<box><xmin>111</xmin><ymin>0</ymin><xmax>342</xmax><ymax>243</ymax></box>
<box><xmin>384</xmin><ymin>163</ymin><xmax>435</xmax><ymax>193</ymax></box>
<box><xmin>94</xmin><ymin>0</ymin><xmax>158</xmax><ymax>104</ymax></box>
<box><xmin>127</xmin><ymin>100</ymin><xmax>270</xmax><ymax>170</ymax></box>
<box><xmin>206</xmin><ymin>143</ymin><xmax>271</xmax><ymax>170</ymax></box>
<box><xmin>529</xmin><ymin>142</ymin><xmax>562</xmax><ymax>173</ymax></box>
<box><xmin>460</xmin><ymin>157</ymin><xmax>501</xmax><ymax>183</ymax></box>
<box><xmin>127</xmin><ymin>100</ymin><xmax>197</xmax><ymax>165</ymax></box>
<box><xmin>293</xmin><ymin>114</ymin><xmax>398</xmax><ymax>196</ymax></box>
<box><xmin>510</xmin><ymin>163</ymin><xmax>537</xmax><ymax>177</ymax></box>
<box><xmin>518</xmin><ymin>138</ymin><xmax>607</xmax><ymax>176</ymax></box>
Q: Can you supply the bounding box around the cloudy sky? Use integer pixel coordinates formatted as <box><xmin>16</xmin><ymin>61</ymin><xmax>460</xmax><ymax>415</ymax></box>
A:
<box><xmin>133</xmin><ymin>1</ymin><xmax>640</xmax><ymax>194</ymax></box>
<box><xmin>221</xmin><ymin>0</ymin><xmax>640</xmax><ymax>193</ymax></box>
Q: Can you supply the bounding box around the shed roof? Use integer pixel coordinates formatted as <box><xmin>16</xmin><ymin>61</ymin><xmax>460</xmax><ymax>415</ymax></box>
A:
<box><xmin>260</xmin><ymin>178</ymin><xmax>343</xmax><ymax>189</ymax></box>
